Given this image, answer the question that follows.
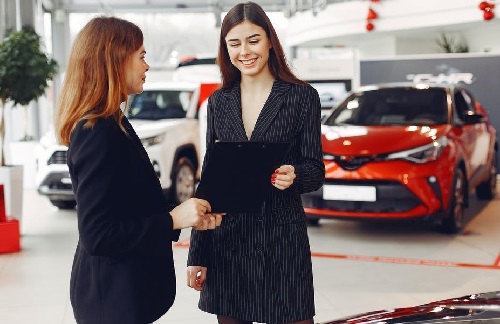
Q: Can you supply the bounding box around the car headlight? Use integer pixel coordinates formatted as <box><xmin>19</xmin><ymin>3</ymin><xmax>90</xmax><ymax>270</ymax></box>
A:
<box><xmin>140</xmin><ymin>134</ymin><xmax>166</xmax><ymax>148</ymax></box>
<box><xmin>323</xmin><ymin>153</ymin><xmax>335</xmax><ymax>161</ymax></box>
<box><xmin>386</xmin><ymin>136</ymin><xmax>448</xmax><ymax>164</ymax></box>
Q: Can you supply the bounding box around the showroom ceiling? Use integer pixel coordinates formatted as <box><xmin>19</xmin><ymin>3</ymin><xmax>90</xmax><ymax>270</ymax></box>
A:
<box><xmin>44</xmin><ymin>0</ymin><xmax>292</xmax><ymax>14</ymax></box>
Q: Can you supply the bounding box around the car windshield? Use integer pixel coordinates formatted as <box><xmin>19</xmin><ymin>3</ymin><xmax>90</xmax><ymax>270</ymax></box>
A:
<box><xmin>128</xmin><ymin>89</ymin><xmax>193</xmax><ymax>120</ymax></box>
<box><xmin>323</xmin><ymin>87</ymin><xmax>448</xmax><ymax>126</ymax></box>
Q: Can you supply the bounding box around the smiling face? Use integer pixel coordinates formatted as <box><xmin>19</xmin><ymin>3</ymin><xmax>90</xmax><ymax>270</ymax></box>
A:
<box><xmin>224</xmin><ymin>20</ymin><xmax>272</xmax><ymax>79</ymax></box>
<box><xmin>125</xmin><ymin>45</ymin><xmax>149</xmax><ymax>95</ymax></box>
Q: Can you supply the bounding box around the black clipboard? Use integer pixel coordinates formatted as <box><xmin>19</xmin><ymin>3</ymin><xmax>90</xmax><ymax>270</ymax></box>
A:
<box><xmin>194</xmin><ymin>141</ymin><xmax>291</xmax><ymax>213</ymax></box>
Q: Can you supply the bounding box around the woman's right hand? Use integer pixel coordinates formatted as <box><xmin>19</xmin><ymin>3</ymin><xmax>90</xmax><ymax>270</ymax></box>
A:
<box><xmin>187</xmin><ymin>266</ymin><xmax>207</xmax><ymax>291</ymax></box>
<box><xmin>170</xmin><ymin>198</ymin><xmax>223</xmax><ymax>230</ymax></box>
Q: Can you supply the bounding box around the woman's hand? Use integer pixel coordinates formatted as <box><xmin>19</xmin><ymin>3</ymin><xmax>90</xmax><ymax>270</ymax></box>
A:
<box><xmin>194</xmin><ymin>212</ymin><xmax>224</xmax><ymax>231</ymax></box>
<box><xmin>170</xmin><ymin>198</ymin><xmax>223</xmax><ymax>230</ymax></box>
<box><xmin>271</xmin><ymin>164</ymin><xmax>296</xmax><ymax>190</ymax></box>
<box><xmin>187</xmin><ymin>266</ymin><xmax>207</xmax><ymax>291</ymax></box>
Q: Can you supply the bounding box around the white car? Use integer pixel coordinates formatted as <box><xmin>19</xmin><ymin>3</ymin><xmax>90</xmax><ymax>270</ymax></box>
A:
<box><xmin>35</xmin><ymin>81</ymin><xmax>202</xmax><ymax>209</ymax></box>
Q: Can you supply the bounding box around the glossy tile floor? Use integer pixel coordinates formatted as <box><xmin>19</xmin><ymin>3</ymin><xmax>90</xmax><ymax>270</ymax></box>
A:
<box><xmin>1</xmin><ymin>186</ymin><xmax>500</xmax><ymax>324</ymax></box>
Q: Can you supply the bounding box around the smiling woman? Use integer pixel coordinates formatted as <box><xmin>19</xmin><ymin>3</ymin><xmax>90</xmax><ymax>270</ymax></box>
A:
<box><xmin>187</xmin><ymin>2</ymin><xmax>324</xmax><ymax>324</ymax></box>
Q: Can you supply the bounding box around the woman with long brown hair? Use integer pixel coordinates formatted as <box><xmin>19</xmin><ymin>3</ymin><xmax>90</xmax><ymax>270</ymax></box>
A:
<box><xmin>187</xmin><ymin>2</ymin><xmax>324</xmax><ymax>324</ymax></box>
<box><xmin>56</xmin><ymin>16</ymin><xmax>222</xmax><ymax>324</ymax></box>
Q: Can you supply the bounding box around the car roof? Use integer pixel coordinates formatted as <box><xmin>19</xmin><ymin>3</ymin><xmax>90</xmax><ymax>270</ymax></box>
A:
<box><xmin>176</xmin><ymin>54</ymin><xmax>216</xmax><ymax>68</ymax></box>
<box><xmin>357</xmin><ymin>82</ymin><xmax>457</xmax><ymax>92</ymax></box>
<box><xmin>142</xmin><ymin>81</ymin><xmax>198</xmax><ymax>91</ymax></box>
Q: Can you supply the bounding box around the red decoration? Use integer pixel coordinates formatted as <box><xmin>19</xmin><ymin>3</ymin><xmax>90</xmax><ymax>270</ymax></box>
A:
<box><xmin>479</xmin><ymin>1</ymin><xmax>490</xmax><ymax>10</ymax></box>
<box><xmin>479</xmin><ymin>1</ymin><xmax>495</xmax><ymax>21</ymax></box>
<box><xmin>367</xmin><ymin>8</ymin><xmax>378</xmax><ymax>20</ymax></box>
<box><xmin>365</xmin><ymin>0</ymin><xmax>380</xmax><ymax>32</ymax></box>
<box><xmin>484</xmin><ymin>10</ymin><xmax>495</xmax><ymax>20</ymax></box>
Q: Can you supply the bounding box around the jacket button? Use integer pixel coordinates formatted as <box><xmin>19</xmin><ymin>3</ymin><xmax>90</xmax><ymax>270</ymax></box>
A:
<box><xmin>255</xmin><ymin>243</ymin><xmax>263</xmax><ymax>252</ymax></box>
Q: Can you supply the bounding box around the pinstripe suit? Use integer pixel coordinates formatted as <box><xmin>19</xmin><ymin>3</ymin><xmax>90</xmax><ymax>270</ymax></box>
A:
<box><xmin>188</xmin><ymin>79</ymin><xmax>325</xmax><ymax>323</ymax></box>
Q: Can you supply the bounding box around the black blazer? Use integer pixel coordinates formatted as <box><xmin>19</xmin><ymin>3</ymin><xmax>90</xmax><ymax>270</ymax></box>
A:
<box><xmin>189</xmin><ymin>79</ymin><xmax>325</xmax><ymax>264</ymax></box>
<box><xmin>187</xmin><ymin>80</ymin><xmax>324</xmax><ymax>322</ymax></box>
<box><xmin>68</xmin><ymin>116</ymin><xmax>179</xmax><ymax>324</ymax></box>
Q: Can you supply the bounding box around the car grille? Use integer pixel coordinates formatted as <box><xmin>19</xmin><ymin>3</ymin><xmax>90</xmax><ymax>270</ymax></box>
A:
<box><xmin>330</xmin><ymin>155</ymin><xmax>384</xmax><ymax>171</ymax></box>
<box><xmin>302</xmin><ymin>180</ymin><xmax>421</xmax><ymax>213</ymax></box>
<box><xmin>39</xmin><ymin>172</ymin><xmax>74</xmax><ymax>193</ymax></box>
<box><xmin>47</xmin><ymin>181</ymin><xmax>72</xmax><ymax>190</ymax></box>
<box><xmin>48</xmin><ymin>151</ymin><xmax>68</xmax><ymax>165</ymax></box>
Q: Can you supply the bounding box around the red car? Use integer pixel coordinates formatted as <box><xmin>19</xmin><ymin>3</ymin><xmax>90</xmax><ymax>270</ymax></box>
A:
<box><xmin>322</xmin><ymin>291</ymin><xmax>500</xmax><ymax>324</ymax></box>
<box><xmin>302</xmin><ymin>83</ymin><xmax>498</xmax><ymax>233</ymax></box>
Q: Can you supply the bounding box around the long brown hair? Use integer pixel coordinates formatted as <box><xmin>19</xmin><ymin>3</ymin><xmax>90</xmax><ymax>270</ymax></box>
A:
<box><xmin>217</xmin><ymin>1</ymin><xmax>306</xmax><ymax>89</ymax></box>
<box><xmin>56</xmin><ymin>16</ymin><xmax>143</xmax><ymax>146</ymax></box>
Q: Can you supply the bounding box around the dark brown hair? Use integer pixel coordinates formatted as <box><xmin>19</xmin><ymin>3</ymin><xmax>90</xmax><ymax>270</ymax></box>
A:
<box><xmin>217</xmin><ymin>1</ymin><xmax>306</xmax><ymax>88</ymax></box>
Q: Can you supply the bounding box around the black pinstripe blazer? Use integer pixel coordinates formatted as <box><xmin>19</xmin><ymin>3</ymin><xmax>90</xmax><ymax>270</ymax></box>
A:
<box><xmin>187</xmin><ymin>79</ymin><xmax>324</xmax><ymax>322</ymax></box>
<box><xmin>188</xmin><ymin>78</ymin><xmax>325</xmax><ymax>266</ymax></box>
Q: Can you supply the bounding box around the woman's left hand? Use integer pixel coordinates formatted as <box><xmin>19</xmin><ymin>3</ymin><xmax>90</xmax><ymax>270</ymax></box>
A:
<box><xmin>271</xmin><ymin>165</ymin><xmax>296</xmax><ymax>190</ymax></box>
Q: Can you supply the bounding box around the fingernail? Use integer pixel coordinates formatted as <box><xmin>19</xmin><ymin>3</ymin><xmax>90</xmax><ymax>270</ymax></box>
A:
<box><xmin>275</xmin><ymin>169</ymin><xmax>279</xmax><ymax>174</ymax></box>
<box><xmin>271</xmin><ymin>179</ymin><xmax>275</xmax><ymax>184</ymax></box>
<box><xmin>271</xmin><ymin>174</ymin><xmax>277</xmax><ymax>180</ymax></box>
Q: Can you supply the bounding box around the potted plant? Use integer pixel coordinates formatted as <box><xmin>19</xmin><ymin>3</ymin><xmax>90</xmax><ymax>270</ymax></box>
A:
<box><xmin>0</xmin><ymin>25</ymin><xmax>58</xmax><ymax>223</ymax></box>
<box><xmin>436</xmin><ymin>33</ymin><xmax>469</xmax><ymax>53</ymax></box>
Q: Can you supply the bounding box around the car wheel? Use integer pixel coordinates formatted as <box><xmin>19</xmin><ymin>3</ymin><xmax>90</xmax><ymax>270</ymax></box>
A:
<box><xmin>476</xmin><ymin>152</ymin><xmax>497</xmax><ymax>200</ymax></box>
<box><xmin>50</xmin><ymin>199</ymin><xmax>77</xmax><ymax>210</ymax></box>
<box><xmin>439</xmin><ymin>168</ymin><xmax>465</xmax><ymax>234</ymax></box>
<box><xmin>171</xmin><ymin>157</ymin><xmax>196</xmax><ymax>205</ymax></box>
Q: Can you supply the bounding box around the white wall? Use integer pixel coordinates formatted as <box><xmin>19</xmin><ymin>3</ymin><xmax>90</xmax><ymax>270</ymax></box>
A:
<box><xmin>357</xmin><ymin>36</ymin><xmax>396</xmax><ymax>58</ymax></box>
<box><xmin>395</xmin><ymin>37</ymin><xmax>439</xmax><ymax>56</ymax></box>
<box><xmin>463</xmin><ymin>23</ymin><xmax>500</xmax><ymax>53</ymax></box>
<box><xmin>287</xmin><ymin>0</ymin><xmax>500</xmax><ymax>57</ymax></box>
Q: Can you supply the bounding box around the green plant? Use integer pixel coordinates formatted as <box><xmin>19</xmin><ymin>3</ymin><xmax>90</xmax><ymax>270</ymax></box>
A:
<box><xmin>436</xmin><ymin>33</ymin><xmax>469</xmax><ymax>53</ymax></box>
<box><xmin>0</xmin><ymin>25</ymin><xmax>58</xmax><ymax>166</ymax></box>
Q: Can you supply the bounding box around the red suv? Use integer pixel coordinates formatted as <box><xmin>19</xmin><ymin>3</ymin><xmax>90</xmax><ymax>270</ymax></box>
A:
<box><xmin>302</xmin><ymin>83</ymin><xmax>498</xmax><ymax>233</ymax></box>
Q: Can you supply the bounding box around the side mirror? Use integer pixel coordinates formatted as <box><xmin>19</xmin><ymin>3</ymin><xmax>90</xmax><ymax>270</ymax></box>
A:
<box><xmin>462</xmin><ymin>113</ymin><xmax>484</xmax><ymax>125</ymax></box>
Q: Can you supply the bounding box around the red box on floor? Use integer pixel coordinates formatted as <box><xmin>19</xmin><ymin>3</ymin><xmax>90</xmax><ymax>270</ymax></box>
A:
<box><xmin>0</xmin><ymin>220</ymin><xmax>21</xmax><ymax>253</ymax></box>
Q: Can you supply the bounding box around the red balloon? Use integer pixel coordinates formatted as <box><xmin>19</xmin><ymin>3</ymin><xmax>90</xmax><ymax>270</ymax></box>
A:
<box><xmin>366</xmin><ymin>22</ymin><xmax>375</xmax><ymax>31</ymax></box>
<box><xmin>484</xmin><ymin>10</ymin><xmax>495</xmax><ymax>20</ymax></box>
<box><xmin>479</xmin><ymin>1</ymin><xmax>489</xmax><ymax>11</ymax></box>
<box><xmin>367</xmin><ymin>8</ymin><xmax>378</xmax><ymax>20</ymax></box>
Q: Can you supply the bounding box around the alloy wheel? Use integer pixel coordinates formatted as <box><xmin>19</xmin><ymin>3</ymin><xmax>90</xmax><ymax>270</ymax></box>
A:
<box><xmin>174</xmin><ymin>158</ymin><xmax>195</xmax><ymax>204</ymax></box>
<box><xmin>452</xmin><ymin>171</ymin><xmax>465</xmax><ymax>230</ymax></box>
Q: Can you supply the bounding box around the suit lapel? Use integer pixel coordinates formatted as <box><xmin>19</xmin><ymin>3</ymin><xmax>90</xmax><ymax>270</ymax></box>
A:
<box><xmin>222</xmin><ymin>86</ymin><xmax>248</xmax><ymax>141</ymax></box>
<box><xmin>251</xmin><ymin>80</ymin><xmax>290</xmax><ymax>141</ymax></box>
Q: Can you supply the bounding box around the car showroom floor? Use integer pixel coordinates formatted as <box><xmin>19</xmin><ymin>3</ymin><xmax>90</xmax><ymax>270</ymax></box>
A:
<box><xmin>1</xmin><ymin>185</ymin><xmax>500</xmax><ymax>324</ymax></box>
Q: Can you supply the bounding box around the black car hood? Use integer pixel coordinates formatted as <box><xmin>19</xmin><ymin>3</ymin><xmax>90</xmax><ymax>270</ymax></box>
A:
<box><xmin>321</xmin><ymin>291</ymin><xmax>500</xmax><ymax>324</ymax></box>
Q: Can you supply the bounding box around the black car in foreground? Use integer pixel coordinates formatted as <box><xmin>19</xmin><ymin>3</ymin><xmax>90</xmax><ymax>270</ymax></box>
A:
<box><xmin>321</xmin><ymin>291</ymin><xmax>500</xmax><ymax>323</ymax></box>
